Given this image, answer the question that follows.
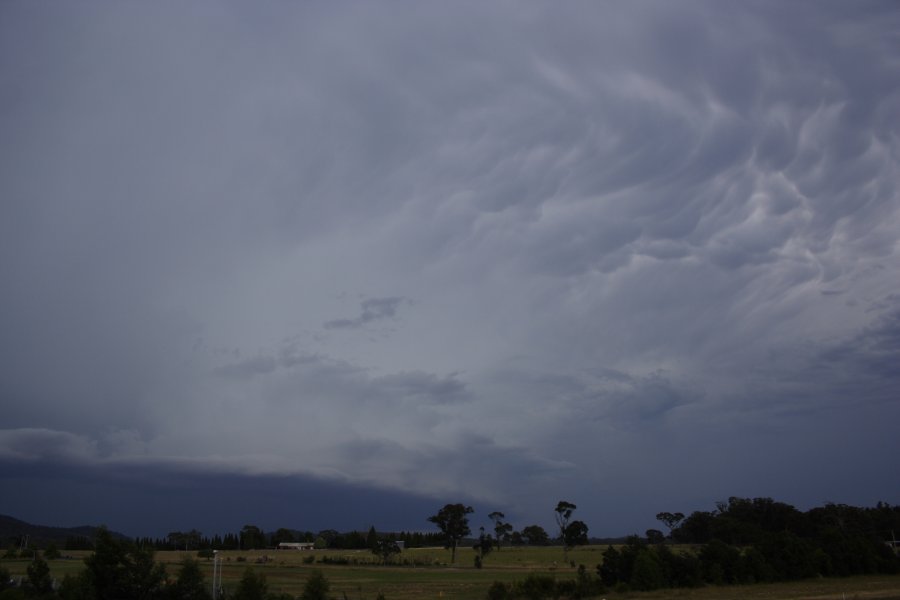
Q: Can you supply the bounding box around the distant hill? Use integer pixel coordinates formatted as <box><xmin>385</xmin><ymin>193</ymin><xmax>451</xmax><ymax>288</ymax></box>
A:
<box><xmin>0</xmin><ymin>514</ymin><xmax>127</xmax><ymax>549</ymax></box>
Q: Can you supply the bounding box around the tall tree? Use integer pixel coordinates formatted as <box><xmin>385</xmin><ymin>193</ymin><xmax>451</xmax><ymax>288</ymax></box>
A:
<box><xmin>300</xmin><ymin>570</ymin><xmax>330</xmax><ymax>600</ymax></box>
<box><xmin>239</xmin><ymin>525</ymin><xmax>266</xmax><ymax>550</ymax></box>
<box><xmin>24</xmin><ymin>555</ymin><xmax>54</xmax><ymax>598</ymax></box>
<box><xmin>271</xmin><ymin>528</ymin><xmax>295</xmax><ymax>546</ymax></box>
<box><xmin>488</xmin><ymin>512</ymin><xmax>513</xmax><ymax>551</ymax></box>
<box><xmin>371</xmin><ymin>539</ymin><xmax>401</xmax><ymax>565</ymax></box>
<box><xmin>366</xmin><ymin>526</ymin><xmax>378</xmax><ymax>549</ymax></box>
<box><xmin>555</xmin><ymin>500</ymin><xmax>578</xmax><ymax>561</ymax></box>
<box><xmin>232</xmin><ymin>568</ymin><xmax>267</xmax><ymax>600</ymax></box>
<box><xmin>76</xmin><ymin>527</ymin><xmax>167</xmax><ymax>600</ymax></box>
<box><xmin>427</xmin><ymin>503</ymin><xmax>474</xmax><ymax>563</ymax></box>
<box><xmin>655</xmin><ymin>512</ymin><xmax>685</xmax><ymax>539</ymax></box>
<box><xmin>472</xmin><ymin>527</ymin><xmax>494</xmax><ymax>568</ymax></box>
<box><xmin>168</xmin><ymin>557</ymin><xmax>212</xmax><ymax>600</ymax></box>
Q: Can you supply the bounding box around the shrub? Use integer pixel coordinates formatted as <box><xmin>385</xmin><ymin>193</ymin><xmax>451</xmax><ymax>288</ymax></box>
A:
<box><xmin>515</xmin><ymin>574</ymin><xmax>556</xmax><ymax>600</ymax></box>
<box><xmin>300</xmin><ymin>570</ymin><xmax>329</xmax><ymax>600</ymax></box>
<box><xmin>486</xmin><ymin>581</ymin><xmax>511</xmax><ymax>600</ymax></box>
<box><xmin>42</xmin><ymin>545</ymin><xmax>61</xmax><ymax>561</ymax></box>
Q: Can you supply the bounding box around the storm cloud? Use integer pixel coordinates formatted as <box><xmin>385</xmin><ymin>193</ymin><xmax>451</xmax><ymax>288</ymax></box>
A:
<box><xmin>1</xmin><ymin>1</ymin><xmax>898</xmax><ymax>537</ymax></box>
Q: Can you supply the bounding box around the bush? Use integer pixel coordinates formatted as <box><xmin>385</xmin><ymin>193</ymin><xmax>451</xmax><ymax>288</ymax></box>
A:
<box><xmin>514</xmin><ymin>574</ymin><xmax>556</xmax><ymax>600</ymax></box>
<box><xmin>0</xmin><ymin>589</ymin><xmax>25</xmax><ymax>600</ymax></box>
<box><xmin>300</xmin><ymin>570</ymin><xmax>329</xmax><ymax>600</ymax></box>
<box><xmin>24</xmin><ymin>556</ymin><xmax>54</xmax><ymax>597</ymax></box>
<box><xmin>42</xmin><ymin>545</ymin><xmax>61</xmax><ymax>561</ymax></box>
<box><xmin>0</xmin><ymin>566</ymin><xmax>11</xmax><ymax>592</ymax></box>
<box><xmin>631</xmin><ymin>550</ymin><xmax>665</xmax><ymax>591</ymax></box>
<box><xmin>232</xmin><ymin>568</ymin><xmax>267</xmax><ymax>600</ymax></box>
<box><xmin>486</xmin><ymin>581</ymin><xmax>511</xmax><ymax>600</ymax></box>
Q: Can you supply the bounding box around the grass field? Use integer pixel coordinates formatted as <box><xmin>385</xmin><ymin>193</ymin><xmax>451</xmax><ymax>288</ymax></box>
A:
<box><xmin>3</xmin><ymin>546</ymin><xmax>899</xmax><ymax>600</ymax></box>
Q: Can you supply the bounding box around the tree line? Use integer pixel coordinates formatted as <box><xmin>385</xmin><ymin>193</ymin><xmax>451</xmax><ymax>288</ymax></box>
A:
<box><xmin>599</xmin><ymin>498</ymin><xmax>900</xmax><ymax>591</ymax></box>
<box><xmin>426</xmin><ymin>500</ymin><xmax>590</xmax><ymax>566</ymax></box>
<box><xmin>127</xmin><ymin>527</ymin><xmax>443</xmax><ymax>553</ymax></box>
<box><xmin>0</xmin><ymin>527</ymin><xmax>331</xmax><ymax>600</ymax></box>
<box><xmin>2</xmin><ymin>497</ymin><xmax>898</xmax><ymax>599</ymax></box>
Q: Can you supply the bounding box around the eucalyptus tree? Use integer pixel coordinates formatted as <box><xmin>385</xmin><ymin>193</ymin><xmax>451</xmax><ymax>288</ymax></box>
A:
<box><xmin>427</xmin><ymin>503</ymin><xmax>474</xmax><ymax>563</ymax></box>
<box><xmin>555</xmin><ymin>500</ymin><xmax>583</xmax><ymax>561</ymax></box>
<box><xmin>488</xmin><ymin>511</ymin><xmax>513</xmax><ymax>551</ymax></box>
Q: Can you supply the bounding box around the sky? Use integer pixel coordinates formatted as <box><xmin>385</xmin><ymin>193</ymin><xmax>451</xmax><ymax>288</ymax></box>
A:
<box><xmin>1</xmin><ymin>1</ymin><xmax>899</xmax><ymax>540</ymax></box>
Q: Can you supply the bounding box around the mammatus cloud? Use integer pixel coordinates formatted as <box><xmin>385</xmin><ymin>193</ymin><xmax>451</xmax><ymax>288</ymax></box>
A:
<box><xmin>0</xmin><ymin>1</ymin><xmax>898</xmax><ymax>536</ymax></box>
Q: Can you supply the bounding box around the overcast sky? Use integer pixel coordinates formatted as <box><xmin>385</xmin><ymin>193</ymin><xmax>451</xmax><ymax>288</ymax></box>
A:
<box><xmin>1</xmin><ymin>1</ymin><xmax>899</xmax><ymax>539</ymax></box>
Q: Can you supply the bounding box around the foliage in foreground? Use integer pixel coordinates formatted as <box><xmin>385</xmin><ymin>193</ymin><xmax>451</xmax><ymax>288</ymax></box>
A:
<box><xmin>487</xmin><ymin>565</ymin><xmax>604</xmax><ymax>600</ymax></box>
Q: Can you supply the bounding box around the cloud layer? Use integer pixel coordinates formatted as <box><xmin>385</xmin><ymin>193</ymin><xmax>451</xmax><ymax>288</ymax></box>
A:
<box><xmin>1</xmin><ymin>1</ymin><xmax>899</xmax><ymax>536</ymax></box>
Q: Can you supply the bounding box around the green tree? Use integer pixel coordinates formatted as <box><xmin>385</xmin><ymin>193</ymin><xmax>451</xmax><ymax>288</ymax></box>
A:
<box><xmin>645</xmin><ymin>529</ymin><xmax>665</xmax><ymax>545</ymax></box>
<box><xmin>299</xmin><ymin>570</ymin><xmax>329</xmax><ymax>600</ymax></box>
<box><xmin>78</xmin><ymin>527</ymin><xmax>167</xmax><ymax>600</ymax></box>
<box><xmin>631</xmin><ymin>550</ymin><xmax>665</xmax><ymax>591</ymax></box>
<box><xmin>488</xmin><ymin>512</ymin><xmax>513</xmax><ymax>551</ymax></box>
<box><xmin>365</xmin><ymin>526</ymin><xmax>378</xmax><ymax>549</ymax></box>
<box><xmin>24</xmin><ymin>556</ymin><xmax>53</xmax><ymax>598</ymax></box>
<box><xmin>371</xmin><ymin>539</ymin><xmax>401</xmax><ymax>565</ymax></box>
<box><xmin>472</xmin><ymin>527</ymin><xmax>494</xmax><ymax>568</ymax></box>
<box><xmin>239</xmin><ymin>526</ymin><xmax>265</xmax><ymax>550</ymax></box>
<box><xmin>554</xmin><ymin>500</ymin><xmax>577</xmax><ymax>560</ymax></box>
<box><xmin>655</xmin><ymin>511</ymin><xmax>685</xmax><ymax>538</ymax></box>
<box><xmin>521</xmin><ymin>525</ymin><xmax>550</xmax><ymax>546</ymax></box>
<box><xmin>562</xmin><ymin>521</ymin><xmax>589</xmax><ymax>551</ymax></box>
<box><xmin>232</xmin><ymin>568</ymin><xmax>267</xmax><ymax>600</ymax></box>
<box><xmin>167</xmin><ymin>557</ymin><xmax>211</xmax><ymax>600</ymax></box>
<box><xmin>427</xmin><ymin>503</ymin><xmax>473</xmax><ymax>563</ymax></box>
<box><xmin>58</xmin><ymin>573</ymin><xmax>93</xmax><ymax>600</ymax></box>
<box><xmin>43</xmin><ymin>544</ymin><xmax>61</xmax><ymax>561</ymax></box>
<box><xmin>167</xmin><ymin>532</ymin><xmax>186</xmax><ymax>550</ymax></box>
<box><xmin>270</xmin><ymin>528</ymin><xmax>295</xmax><ymax>546</ymax></box>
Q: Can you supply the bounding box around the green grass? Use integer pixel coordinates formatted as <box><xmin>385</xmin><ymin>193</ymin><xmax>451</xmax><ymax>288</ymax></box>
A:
<box><xmin>3</xmin><ymin>546</ymin><xmax>899</xmax><ymax>600</ymax></box>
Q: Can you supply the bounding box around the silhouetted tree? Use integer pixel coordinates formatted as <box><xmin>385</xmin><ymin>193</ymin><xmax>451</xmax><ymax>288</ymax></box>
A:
<box><xmin>167</xmin><ymin>557</ymin><xmax>211</xmax><ymax>600</ymax></box>
<box><xmin>555</xmin><ymin>500</ymin><xmax>579</xmax><ymax>561</ymax></box>
<box><xmin>270</xmin><ymin>528</ymin><xmax>295</xmax><ymax>546</ymax></box>
<box><xmin>24</xmin><ymin>555</ymin><xmax>54</xmax><ymax>598</ymax></box>
<box><xmin>239</xmin><ymin>526</ymin><xmax>266</xmax><ymax>550</ymax></box>
<box><xmin>655</xmin><ymin>512</ymin><xmax>685</xmax><ymax>538</ymax></box>
<box><xmin>562</xmin><ymin>521</ymin><xmax>589</xmax><ymax>550</ymax></box>
<box><xmin>472</xmin><ymin>527</ymin><xmax>494</xmax><ymax>568</ymax></box>
<box><xmin>427</xmin><ymin>503</ymin><xmax>473</xmax><ymax>563</ymax></box>
<box><xmin>488</xmin><ymin>512</ymin><xmax>513</xmax><ymax>551</ymax></box>
<box><xmin>300</xmin><ymin>570</ymin><xmax>329</xmax><ymax>600</ymax></box>
<box><xmin>232</xmin><ymin>568</ymin><xmax>267</xmax><ymax>600</ymax></box>
<box><xmin>366</xmin><ymin>526</ymin><xmax>378</xmax><ymax>549</ymax></box>
<box><xmin>371</xmin><ymin>539</ymin><xmax>401</xmax><ymax>565</ymax></box>
<box><xmin>74</xmin><ymin>527</ymin><xmax>167</xmax><ymax>600</ymax></box>
<box><xmin>645</xmin><ymin>529</ymin><xmax>665</xmax><ymax>545</ymax></box>
<box><xmin>521</xmin><ymin>525</ymin><xmax>550</xmax><ymax>546</ymax></box>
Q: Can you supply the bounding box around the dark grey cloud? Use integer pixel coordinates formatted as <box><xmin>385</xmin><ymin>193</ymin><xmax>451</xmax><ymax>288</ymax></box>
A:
<box><xmin>324</xmin><ymin>297</ymin><xmax>410</xmax><ymax>330</ymax></box>
<box><xmin>1</xmin><ymin>1</ymin><xmax>898</xmax><ymax>536</ymax></box>
<box><xmin>0</xmin><ymin>453</ymin><xmax>448</xmax><ymax>537</ymax></box>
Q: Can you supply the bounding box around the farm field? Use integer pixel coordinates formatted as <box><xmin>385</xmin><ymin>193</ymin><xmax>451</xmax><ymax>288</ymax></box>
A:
<box><xmin>3</xmin><ymin>546</ymin><xmax>899</xmax><ymax>600</ymax></box>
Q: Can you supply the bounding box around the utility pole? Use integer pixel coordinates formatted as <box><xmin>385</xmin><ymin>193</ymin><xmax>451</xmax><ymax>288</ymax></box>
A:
<box><xmin>212</xmin><ymin>550</ymin><xmax>222</xmax><ymax>599</ymax></box>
